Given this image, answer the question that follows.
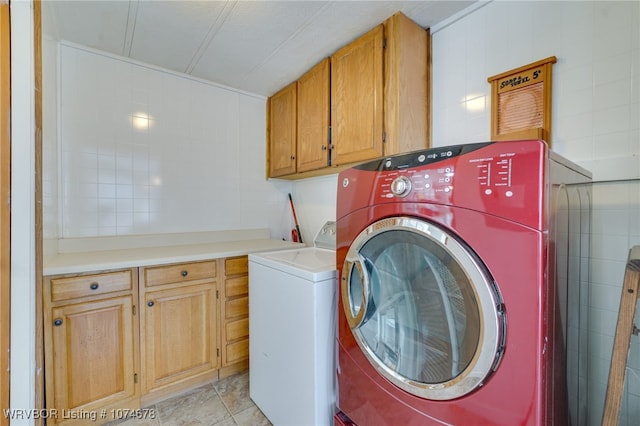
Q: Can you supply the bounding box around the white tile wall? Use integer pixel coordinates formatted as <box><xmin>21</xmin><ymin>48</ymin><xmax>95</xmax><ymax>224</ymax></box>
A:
<box><xmin>54</xmin><ymin>43</ymin><xmax>293</xmax><ymax>240</ymax></box>
<box><xmin>45</xmin><ymin>1</ymin><xmax>640</xmax><ymax>424</ymax></box>
<box><xmin>590</xmin><ymin>181</ymin><xmax>640</xmax><ymax>425</ymax></box>
<box><xmin>288</xmin><ymin>174</ymin><xmax>338</xmax><ymax>244</ymax></box>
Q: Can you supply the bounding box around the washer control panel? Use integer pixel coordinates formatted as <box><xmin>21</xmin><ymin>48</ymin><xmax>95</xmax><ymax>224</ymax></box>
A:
<box><xmin>471</xmin><ymin>153</ymin><xmax>516</xmax><ymax>198</ymax></box>
<box><xmin>378</xmin><ymin>167</ymin><xmax>454</xmax><ymax>199</ymax></box>
<box><xmin>339</xmin><ymin>140</ymin><xmax>550</xmax><ymax>229</ymax></box>
<box><xmin>368</xmin><ymin>141</ymin><xmax>541</xmax><ymax>205</ymax></box>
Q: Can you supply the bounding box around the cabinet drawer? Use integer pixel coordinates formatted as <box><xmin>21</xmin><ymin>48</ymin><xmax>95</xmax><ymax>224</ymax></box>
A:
<box><xmin>225</xmin><ymin>256</ymin><xmax>248</xmax><ymax>276</ymax></box>
<box><xmin>226</xmin><ymin>318</ymin><xmax>249</xmax><ymax>341</ymax></box>
<box><xmin>50</xmin><ymin>270</ymin><xmax>132</xmax><ymax>302</ymax></box>
<box><xmin>226</xmin><ymin>339</ymin><xmax>249</xmax><ymax>364</ymax></box>
<box><xmin>144</xmin><ymin>260</ymin><xmax>216</xmax><ymax>287</ymax></box>
<box><xmin>225</xmin><ymin>296</ymin><xmax>248</xmax><ymax>319</ymax></box>
<box><xmin>225</xmin><ymin>276</ymin><xmax>248</xmax><ymax>298</ymax></box>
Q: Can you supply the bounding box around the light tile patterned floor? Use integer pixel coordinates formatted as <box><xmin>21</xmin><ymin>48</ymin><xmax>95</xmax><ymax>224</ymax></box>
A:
<box><xmin>109</xmin><ymin>372</ymin><xmax>271</xmax><ymax>426</ymax></box>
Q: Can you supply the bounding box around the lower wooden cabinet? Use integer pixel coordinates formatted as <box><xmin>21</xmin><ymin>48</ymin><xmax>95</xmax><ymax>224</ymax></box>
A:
<box><xmin>219</xmin><ymin>256</ymin><xmax>250</xmax><ymax>377</ymax></box>
<box><xmin>43</xmin><ymin>256</ymin><xmax>251</xmax><ymax>421</ymax></box>
<box><xmin>43</xmin><ymin>269</ymin><xmax>140</xmax><ymax>425</ymax></box>
<box><xmin>140</xmin><ymin>260</ymin><xmax>218</xmax><ymax>403</ymax></box>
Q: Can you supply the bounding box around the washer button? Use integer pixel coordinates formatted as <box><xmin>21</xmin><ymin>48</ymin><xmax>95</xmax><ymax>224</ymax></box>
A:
<box><xmin>390</xmin><ymin>176</ymin><xmax>412</xmax><ymax>197</ymax></box>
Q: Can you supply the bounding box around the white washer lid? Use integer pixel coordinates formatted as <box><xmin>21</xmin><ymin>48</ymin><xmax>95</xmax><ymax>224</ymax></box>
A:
<box><xmin>249</xmin><ymin>247</ymin><xmax>337</xmax><ymax>282</ymax></box>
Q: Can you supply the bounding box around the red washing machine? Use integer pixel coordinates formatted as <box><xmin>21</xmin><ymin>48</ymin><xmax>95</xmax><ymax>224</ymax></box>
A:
<box><xmin>335</xmin><ymin>140</ymin><xmax>591</xmax><ymax>426</ymax></box>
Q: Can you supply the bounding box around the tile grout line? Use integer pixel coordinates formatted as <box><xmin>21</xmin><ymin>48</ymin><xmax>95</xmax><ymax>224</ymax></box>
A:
<box><xmin>213</xmin><ymin>380</ymin><xmax>239</xmax><ymax>425</ymax></box>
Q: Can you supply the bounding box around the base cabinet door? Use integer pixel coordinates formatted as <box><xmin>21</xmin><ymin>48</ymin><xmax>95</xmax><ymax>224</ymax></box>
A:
<box><xmin>142</xmin><ymin>282</ymin><xmax>218</xmax><ymax>394</ymax></box>
<box><xmin>44</xmin><ymin>269</ymin><xmax>139</xmax><ymax>425</ymax></box>
<box><xmin>50</xmin><ymin>297</ymin><xmax>137</xmax><ymax>412</ymax></box>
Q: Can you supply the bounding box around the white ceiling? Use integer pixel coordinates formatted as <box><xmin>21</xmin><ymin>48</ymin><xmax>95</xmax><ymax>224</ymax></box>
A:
<box><xmin>42</xmin><ymin>0</ymin><xmax>475</xmax><ymax>97</ymax></box>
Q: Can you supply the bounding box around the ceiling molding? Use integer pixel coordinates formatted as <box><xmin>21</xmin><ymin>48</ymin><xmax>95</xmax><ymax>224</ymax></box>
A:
<box><xmin>122</xmin><ymin>0</ymin><xmax>140</xmax><ymax>57</ymax></box>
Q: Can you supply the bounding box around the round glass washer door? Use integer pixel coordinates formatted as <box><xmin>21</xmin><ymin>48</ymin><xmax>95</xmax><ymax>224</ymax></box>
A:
<box><xmin>342</xmin><ymin>216</ymin><xmax>505</xmax><ymax>400</ymax></box>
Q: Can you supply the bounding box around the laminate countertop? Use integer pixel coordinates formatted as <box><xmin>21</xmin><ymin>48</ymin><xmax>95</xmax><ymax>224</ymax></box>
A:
<box><xmin>44</xmin><ymin>234</ymin><xmax>304</xmax><ymax>276</ymax></box>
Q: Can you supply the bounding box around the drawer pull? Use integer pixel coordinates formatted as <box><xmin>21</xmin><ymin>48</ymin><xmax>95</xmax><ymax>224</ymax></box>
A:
<box><xmin>181</xmin><ymin>270</ymin><xmax>188</xmax><ymax>277</ymax></box>
<box><xmin>53</xmin><ymin>318</ymin><xmax>63</xmax><ymax>326</ymax></box>
<box><xmin>89</xmin><ymin>282</ymin><xmax>99</xmax><ymax>290</ymax></box>
<box><xmin>147</xmin><ymin>301</ymin><xmax>154</xmax><ymax>307</ymax></box>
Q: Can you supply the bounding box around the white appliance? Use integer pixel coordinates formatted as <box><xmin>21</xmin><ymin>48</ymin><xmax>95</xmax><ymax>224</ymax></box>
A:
<box><xmin>249</xmin><ymin>221</ymin><xmax>337</xmax><ymax>426</ymax></box>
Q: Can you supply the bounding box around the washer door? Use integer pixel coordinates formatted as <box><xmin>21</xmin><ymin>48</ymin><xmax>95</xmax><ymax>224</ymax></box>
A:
<box><xmin>342</xmin><ymin>217</ymin><xmax>505</xmax><ymax>400</ymax></box>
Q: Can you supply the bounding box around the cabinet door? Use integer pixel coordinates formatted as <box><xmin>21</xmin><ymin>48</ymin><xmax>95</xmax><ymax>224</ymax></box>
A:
<box><xmin>331</xmin><ymin>24</ymin><xmax>384</xmax><ymax>165</ymax></box>
<box><xmin>383</xmin><ymin>12</ymin><xmax>430</xmax><ymax>155</ymax></box>
<box><xmin>142</xmin><ymin>283</ymin><xmax>217</xmax><ymax>393</ymax></box>
<box><xmin>268</xmin><ymin>82</ymin><xmax>297</xmax><ymax>177</ymax></box>
<box><xmin>50</xmin><ymin>296</ymin><xmax>136</xmax><ymax>413</ymax></box>
<box><xmin>297</xmin><ymin>58</ymin><xmax>330</xmax><ymax>172</ymax></box>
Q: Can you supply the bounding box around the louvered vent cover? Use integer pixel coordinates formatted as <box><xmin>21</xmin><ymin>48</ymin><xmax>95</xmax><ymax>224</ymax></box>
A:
<box><xmin>498</xmin><ymin>82</ymin><xmax>543</xmax><ymax>133</ymax></box>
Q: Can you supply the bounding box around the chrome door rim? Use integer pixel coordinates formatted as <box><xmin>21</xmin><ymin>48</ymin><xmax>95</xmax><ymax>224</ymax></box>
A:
<box><xmin>341</xmin><ymin>216</ymin><xmax>505</xmax><ymax>400</ymax></box>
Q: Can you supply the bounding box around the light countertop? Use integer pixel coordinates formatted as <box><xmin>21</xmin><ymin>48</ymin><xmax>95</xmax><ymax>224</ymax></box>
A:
<box><xmin>44</xmin><ymin>233</ymin><xmax>303</xmax><ymax>276</ymax></box>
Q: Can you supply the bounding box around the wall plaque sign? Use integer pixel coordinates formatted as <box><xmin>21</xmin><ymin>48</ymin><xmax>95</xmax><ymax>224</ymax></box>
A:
<box><xmin>487</xmin><ymin>56</ymin><xmax>556</xmax><ymax>146</ymax></box>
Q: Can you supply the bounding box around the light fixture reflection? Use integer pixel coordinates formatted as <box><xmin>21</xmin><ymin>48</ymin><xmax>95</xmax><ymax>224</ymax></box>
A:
<box><xmin>461</xmin><ymin>94</ymin><xmax>486</xmax><ymax>112</ymax></box>
<box><xmin>132</xmin><ymin>112</ymin><xmax>153</xmax><ymax>130</ymax></box>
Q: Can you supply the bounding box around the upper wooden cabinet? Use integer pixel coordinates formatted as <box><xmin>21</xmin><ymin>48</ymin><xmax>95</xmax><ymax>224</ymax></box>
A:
<box><xmin>297</xmin><ymin>58</ymin><xmax>330</xmax><ymax>173</ymax></box>
<box><xmin>268</xmin><ymin>59</ymin><xmax>330</xmax><ymax>177</ymax></box>
<box><xmin>331</xmin><ymin>25</ymin><xmax>385</xmax><ymax>165</ymax></box>
<box><xmin>268</xmin><ymin>82</ymin><xmax>297</xmax><ymax>177</ymax></box>
<box><xmin>267</xmin><ymin>12</ymin><xmax>431</xmax><ymax>179</ymax></box>
<box><xmin>383</xmin><ymin>12</ymin><xmax>431</xmax><ymax>156</ymax></box>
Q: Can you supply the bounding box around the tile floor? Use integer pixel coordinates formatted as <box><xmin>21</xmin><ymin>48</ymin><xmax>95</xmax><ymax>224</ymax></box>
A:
<box><xmin>109</xmin><ymin>372</ymin><xmax>271</xmax><ymax>426</ymax></box>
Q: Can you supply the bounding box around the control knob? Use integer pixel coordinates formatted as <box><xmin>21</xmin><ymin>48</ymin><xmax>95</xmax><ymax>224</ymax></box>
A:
<box><xmin>390</xmin><ymin>176</ymin><xmax>412</xmax><ymax>197</ymax></box>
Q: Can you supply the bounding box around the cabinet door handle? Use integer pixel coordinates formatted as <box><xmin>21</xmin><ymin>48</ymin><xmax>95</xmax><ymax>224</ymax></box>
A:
<box><xmin>322</xmin><ymin>145</ymin><xmax>327</xmax><ymax>151</ymax></box>
<box><xmin>147</xmin><ymin>301</ymin><xmax>154</xmax><ymax>307</ymax></box>
<box><xmin>181</xmin><ymin>270</ymin><xmax>188</xmax><ymax>277</ymax></box>
<box><xmin>90</xmin><ymin>282</ymin><xmax>99</xmax><ymax>290</ymax></box>
<box><xmin>53</xmin><ymin>318</ymin><xmax>63</xmax><ymax>326</ymax></box>
<box><xmin>290</xmin><ymin>155</ymin><xmax>295</xmax><ymax>160</ymax></box>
